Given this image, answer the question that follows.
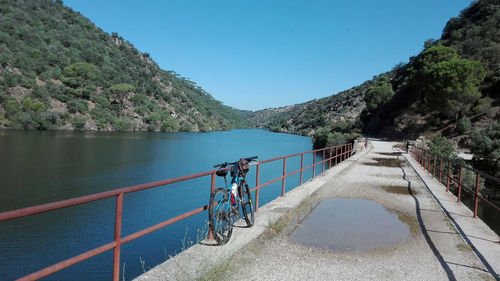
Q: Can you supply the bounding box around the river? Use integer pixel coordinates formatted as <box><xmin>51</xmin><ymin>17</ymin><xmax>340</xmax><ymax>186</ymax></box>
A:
<box><xmin>0</xmin><ymin>129</ymin><xmax>319</xmax><ymax>280</ymax></box>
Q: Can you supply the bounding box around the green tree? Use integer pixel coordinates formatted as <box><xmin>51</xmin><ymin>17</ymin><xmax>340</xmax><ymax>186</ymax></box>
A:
<box><xmin>108</xmin><ymin>83</ymin><xmax>135</xmax><ymax>104</ymax></box>
<box><xmin>427</xmin><ymin>134</ymin><xmax>456</xmax><ymax>158</ymax></box>
<box><xmin>62</xmin><ymin>62</ymin><xmax>101</xmax><ymax>88</ymax></box>
<box><xmin>109</xmin><ymin>83</ymin><xmax>135</xmax><ymax>95</ymax></box>
<box><xmin>469</xmin><ymin>122</ymin><xmax>500</xmax><ymax>197</ymax></box>
<box><xmin>469</xmin><ymin>122</ymin><xmax>500</xmax><ymax>167</ymax></box>
<box><xmin>456</xmin><ymin>116</ymin><xmax>471</xmax><ymax>134</ymax></box>
<box><xmin>363</xmin><ymin>81</ymin><xmax>394</xmax><ymax>111</ymax></box>
<box><xmin>71</xmin><ymin>115</ymin><xmax>87</xmax><ymax>130</ymax></box>
<box><xmin>425</xmin><ymin>58</ymin><xmax>485</xmax><ymax>118</ymax></box>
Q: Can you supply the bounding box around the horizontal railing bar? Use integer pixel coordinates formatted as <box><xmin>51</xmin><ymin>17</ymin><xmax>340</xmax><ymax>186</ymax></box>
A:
<box><xmin>0</xmin><ymin>170</ymin><xmax>215</xmax><ymax>222</ymax></box>
<box><xmin>412</xmin><ymin>147</ymin><xmax>500</xmax><ymax>183</ymax></box>
<box><xmin>18</xmin><ymin>241</ymin><xmax>117</xmax><ymax>281</ymax></box>
<box><xmin>122</xmin><ymin>205</ymin><xmax>208</xmax><ymax>244</ymax></box>
<box><xmin>478</xmin><ymin>195</ymin><xmax>500</xmax><ymax>211</ymax></box>
<box><xmin>258</xmin><ymin>156</ymin><xmax>285</xmax><ymax>164</ymax></box>
<box><xmin>411</xmin><ymin>146</ymin><xmax>500</xmax><ymax>214</ymax></box>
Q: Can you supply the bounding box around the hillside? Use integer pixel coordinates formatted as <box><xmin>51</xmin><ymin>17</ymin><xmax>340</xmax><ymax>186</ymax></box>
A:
<box><xmin>246</xmin><ymin>78</ymin><xmax>375</xmax><ymax>136</ymax></box>
<box><xmin>0</xmin><ymin>0</ymin><xmax>249</xmax><ymax>131</ymax></box>
<box><xmin>367</xmin><ymin>0</ymin><xmax>500</xmax><ymax>140</ymax></box>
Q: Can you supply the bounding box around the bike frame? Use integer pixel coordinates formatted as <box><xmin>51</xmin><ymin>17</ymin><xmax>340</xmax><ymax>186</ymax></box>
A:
<box><xmin>218</xmin><ymin>172</ymin><xmax>246</xmax><ymax>214</ymax></box>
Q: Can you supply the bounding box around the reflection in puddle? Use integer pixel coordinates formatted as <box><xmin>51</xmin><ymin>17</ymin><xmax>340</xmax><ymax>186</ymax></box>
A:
<box><xmin>364</xmin><ymin>158</ymin><xmax>403</xmax><ymax>167</ymax></box>
<box><xmin>289</xmin><ymin>198</ymin><xmax>411</xmax><ymax>252</ymax></box>
<box><xmin>381</xmin><ymin>185</ymin><xmax>416</xmax><ymax>195</ymax></box>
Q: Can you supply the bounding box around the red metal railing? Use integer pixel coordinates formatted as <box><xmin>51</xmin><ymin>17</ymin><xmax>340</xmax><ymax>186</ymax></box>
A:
<box><xmin>0</xmin><ymin>143</ymin><xmax>352</xmax><ymax>281</ymax></box>
<box><xmin>410</xmin><ymin>146</ymin><xmax>500</xmax><ymax>218</ymax></box>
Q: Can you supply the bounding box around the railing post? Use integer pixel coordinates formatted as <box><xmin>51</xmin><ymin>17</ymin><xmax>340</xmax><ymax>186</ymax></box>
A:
<box><xmin>439</xmin><ymin>158</ymin><xmax>443</xmax><ymax>183</ymax></box>
<box><xmin>207</xmin><ymin>172</ymin><xmax>216</xmax><ymax>240</ymax></box>
<box><xmin>433</xmin><ymin>156</ymin><xmax>436</xmax><ymax>177</ymax></box>
<box><xmin>425</xmin><ymin>152</ymin><xmax>428</xmax><ymax>171</ymax></box>
<box><xmin>300</xmin><ymin>153</ymin><xmax>304</xmax><ymax>185</ymax></box>
<box><xmin>281</xmin><ymin>157</ymin><xmax>286</xmax><ymax>196</ymax></box>
<box><xmin>428</xmin><ymin>153</ymin><xmax>431</xmax><ymax>172</ymax></box>
<box><xmin>321</xmin><ymin>148</ymin><xmax>326</xmax><ymax>172</ymax></box>
<box><xmin>341</xmin><ymin>145</ymin><xmax>344</xmax><ymax>162</ymax></box>
<box><xmin>329</xmin><ymin>148</ymin><xmax>332</xmax><ymax>169</ymax></box>
<box><xmin>255</xmin><ymin>163</ymin><xmax>260</xmax><ymax>212</ymax></box>
<box><xmin>457</xmin><ymin>166</ymin><xmax>463</xmax><ymax>202</ymax></box>
<box><xmin>312</xmin><ymin>152</ymin><xmax>316</xmax><ymax>178</ymax></box>
<box><xmin>474</xmin><ymin>173</ymin><xmax>480</xmax><ymax>218</ymax></box>
<box><xmin>335</xmin><ymin>146</ymin><xmax>338</xmax><ymax>165</ymax></box>
<box><xmin>113</xmin><ymin>193</ymin><xmax>123</xmax><ymax>281</ymax></box>
<box><xmin>446</xmin><ymin>161</ymin><xmax>451</xmax><ymax>192</ymax></box>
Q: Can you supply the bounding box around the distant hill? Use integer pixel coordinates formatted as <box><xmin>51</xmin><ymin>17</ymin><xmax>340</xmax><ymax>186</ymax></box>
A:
<box><xmin>246</xmin><ymin>78</ymin><xmax>374</xmax><ymax>136</ymax></box>
<box><xmin>0</xmin><ymin>0</ymin><xmax>249</xmax><ymax>131</ymax></box>
<box><xmin>246</xmin><ymin>0</ymin><xmax>500</xmax><ymax>148</ymax></box>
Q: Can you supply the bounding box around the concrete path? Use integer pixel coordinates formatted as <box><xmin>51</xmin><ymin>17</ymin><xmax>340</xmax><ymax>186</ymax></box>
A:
<box><xmin>136</xmin><ymin>140</ymin><xmax>500</xmax><ymax>281</ymax></box>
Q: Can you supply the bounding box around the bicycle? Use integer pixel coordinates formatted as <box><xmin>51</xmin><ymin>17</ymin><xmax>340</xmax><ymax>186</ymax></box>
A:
<box><xmin>208</xmin><ymin>156</ymin><xmax>258</xmax><ymax>245</ymax></box>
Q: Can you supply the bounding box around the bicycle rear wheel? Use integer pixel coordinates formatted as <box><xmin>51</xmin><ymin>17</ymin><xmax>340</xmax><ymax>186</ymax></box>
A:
<box><xmin>239</xmin><ymin>180</ymin><xmax>254</xmax><ymax>227</ymax></box>
<box><xmin>208</xmin><ymin>188</ymin><xmax>233</xmax><ymax>245</ymax></box>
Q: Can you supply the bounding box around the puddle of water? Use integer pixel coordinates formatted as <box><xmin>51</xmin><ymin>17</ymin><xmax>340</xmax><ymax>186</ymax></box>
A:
<box><xmin>364</xmin><ymin>157</ymin><xmax>404</xmax><ymax>167</ymax></box>
<box><xmin>381</xmin><ymin>185</ymin><xmax>416</xmax><ymax>195</ymax></box>
<box><xmin>289</xmin><ymin>198</ymin><xmax>411</xmax><ymax>252</ymax></box>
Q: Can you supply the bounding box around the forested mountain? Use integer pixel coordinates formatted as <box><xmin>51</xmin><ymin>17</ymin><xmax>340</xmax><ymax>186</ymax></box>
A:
<box><xmin>247</xmin><ymin>0</ymin><xmax>499</xmax><ymax>150</ymax></box>
<box><xmin>0</xmin><ymin>0</ymin><xmax>249</xmax><ymax>131</ymax></box>
<box><xmin>367</xmin><ymin>0</ymin><xmax>499</xmax><ymax>139</ymax></box>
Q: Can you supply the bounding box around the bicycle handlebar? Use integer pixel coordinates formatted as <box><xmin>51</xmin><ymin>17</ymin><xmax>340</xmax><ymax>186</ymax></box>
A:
<box><xmin>213</xmin><ymin>156</ymin><xmax>258</xmax><ymax>168</ymax></box>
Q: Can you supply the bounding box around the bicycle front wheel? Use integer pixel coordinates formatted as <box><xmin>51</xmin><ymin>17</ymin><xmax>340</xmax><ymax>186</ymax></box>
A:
<box><xmin>239</xmin><ymin>181</ymin><xmax>254</xmax><ymax>227</ymax></box>
<box><xmin>208</xmin><ymin>188</ymin><xmax>233</xmax><ymax>245</ymax></box>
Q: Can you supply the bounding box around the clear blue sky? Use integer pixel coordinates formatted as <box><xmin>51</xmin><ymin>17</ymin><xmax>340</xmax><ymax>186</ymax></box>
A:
<box><xmin>63</xmin><ymin>0</ymin><xmax>474</xmax><ymax>111</ymax></box>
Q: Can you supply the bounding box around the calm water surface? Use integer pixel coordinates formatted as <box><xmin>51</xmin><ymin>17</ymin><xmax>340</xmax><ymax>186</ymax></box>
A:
<box><xmin>289</xmin><ymin>198</ymin><xmax>411</xmax><ymax>252</ymax></box>
<box><xmin>0</xmin><ymin>129</ymin><xmax>319</xmax><ymax>280</ymax></box>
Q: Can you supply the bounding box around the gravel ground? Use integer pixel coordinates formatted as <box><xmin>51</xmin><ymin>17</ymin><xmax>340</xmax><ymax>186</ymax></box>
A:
<box><xmin>218</xmin><ymin>141</ymin><xmax>494</xmax><ymax>281</ymax></box>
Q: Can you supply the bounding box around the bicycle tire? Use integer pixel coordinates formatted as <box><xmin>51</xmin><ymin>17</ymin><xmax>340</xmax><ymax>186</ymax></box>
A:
<box><xmin>238</xmin><ymin>180</ymin><xmax>254</xmax><ymax>227</ymax></box>
<box><xmin>208</xmin><ymin>188</ymin><xmax>233</xmax><ymax>245</ymax></box>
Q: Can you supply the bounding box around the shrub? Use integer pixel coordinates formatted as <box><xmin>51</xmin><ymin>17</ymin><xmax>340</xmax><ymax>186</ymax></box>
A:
<box><xmin>427</xmin><ymin>134</ymin><xmax>456</xmax><ymax>158</ymax></box>
<box><xmin>113</xmin><ymin>117</ymin><xmax>134</xmax><ymax>131</ymax></box>
<box><xmin>456</xmin><ymin>116</ymin><xmax>471</xmax><ymax>134</ymax></box>
<box><xmin>161</xmin><ymin>117</ymin><xmax>179</xmax><ymax>132</ymax></box>
<box><xmin>109</xmin><ymin>83</ymin><xmax>135</xmax><ymax>95</ymax></box>
<box><xmin>472</xmin><ymin>97</ymin><xmax>493</xmax><ymax>116</ymax></box>
<box><xmin>5</xmin><ymin>99</ymin><xmax>20</xmax><ymax>117</ymax></box>
<box><xmin>32</xmin><ymin>85</ymin><xmax>49</xmax><ymax>98</ymax></box>
<box><xmin>18</xmin><ymin>112</ymin><xmax>36</xmax><ymax>129</ymax></box>
<box><xmin>40</xmin><ymin>111</ymin><xmax>59</xmax><ymax>126</ymax></box>
<box><xmin>71</xmin><ymin>115</ymin><xmax>87</xmax><ymax>130</ymax></box>
<box><xmin>67</xmin><ymin>99</ymin><xmax>88</xmax><ymax>114</ymax></box>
